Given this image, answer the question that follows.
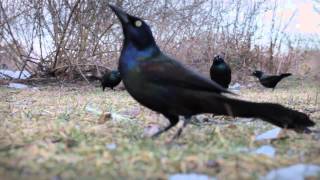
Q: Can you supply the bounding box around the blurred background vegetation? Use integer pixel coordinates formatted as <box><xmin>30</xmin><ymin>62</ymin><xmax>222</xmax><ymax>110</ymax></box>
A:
<box><xmin>0</xmin><ymin>0</ymin><xmax>319</xmax><ymax>83</ymax></box>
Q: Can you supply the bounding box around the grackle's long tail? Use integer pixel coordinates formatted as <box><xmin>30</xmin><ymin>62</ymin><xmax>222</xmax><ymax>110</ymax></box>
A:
<box><xmin>280</xmin><ymin>73</ymin><xmax>292</xmax><ymax>79</ymax></box>
<box><xmin>206</xmin><ymin>95</ymin><xmax>315</xmax><ymax>132</ymax></box>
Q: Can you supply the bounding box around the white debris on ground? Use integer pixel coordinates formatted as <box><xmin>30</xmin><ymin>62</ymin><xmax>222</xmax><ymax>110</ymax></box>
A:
<box><xmin>143</xmin><ymin>124</ymin><xmax>161</xmax><ymax>137</ymax></box>
<box><xmin>105</xmin><ymin>143</ymin><xmax>117</xmax><ymax>150</ymax></box>
<box><xmin>85</xmin><ymin>104</ymin><xmax>103</xmax><ymax>115</ymax></box>
<box><xmin>229</xmin><ymin>82</ymin><xmax>241</xmax><ymax>90</ymax></box>
<box><xmin>262</xmin><ymin>164</ymin><xmax>320</xmax><ymax>180</ymax></box>
<box><xmin>255</xmin><ymin>127</ymin><xmax>282</xmax><ymax>141</ymax></box>
<box><xmin>169</xmin><ymin>173</ymin><xmax>216</xmax><ymax>180</ymax></box>
<box><xmin>111</xmin><ymin>113</ymin><xmax>133</xmax><ymax>122</ymax></box>
<box><xmin>0</xmin><ymin>69</ymin><xmax>31</xmax><ymax>79</ymax></box>
<box><xmin>229</xmin><ymin>82</ymin><xmax>241</xmax><ymax>93</ymax></box>
<box><xmin>0</xmin><ymin>69</ymin><xmax>33</xmax><ymax>89</ymax></box>
<box><xmin>8</xmin><ymin>82</ymin><xmax>29</xmax><ymax>89</ymax></box>
<box><xmin>252</xmin><ymin>145</ymin><xmax>276</xmax><ymax>158</ymax></box>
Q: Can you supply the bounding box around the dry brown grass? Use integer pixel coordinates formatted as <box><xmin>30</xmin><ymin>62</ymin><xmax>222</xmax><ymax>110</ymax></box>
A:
<box><xmin>0</xmin><ymin>78</ymin><xmax>319</xmax><ymax>179</ymax></box>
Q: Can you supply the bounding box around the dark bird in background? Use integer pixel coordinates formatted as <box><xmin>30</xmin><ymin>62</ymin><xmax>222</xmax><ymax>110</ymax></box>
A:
<box><xmin>210</xmin><ymin>54</ymin><xmax>231</xmax><ymax>88</ymax></box>
<box><xmin>109</xmin><ymin>5</ymin><xmax>314</xmax><ymax>139</ymax></box>
<box><xmin>252</xmin><ymin>70</ymin><xmax>292</xmax><ymax>89</ymax></box>
<box><xmin>100</xmin><ymin>70</ymin><xmax>121</xmax><ymax>91</ymax></box>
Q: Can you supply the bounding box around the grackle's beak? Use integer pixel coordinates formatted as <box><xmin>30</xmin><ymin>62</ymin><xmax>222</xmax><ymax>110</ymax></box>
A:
<box><xmin>109</xmin><ymin>4</ymin><xmax>129</xmax><ymax>24</ymax></box>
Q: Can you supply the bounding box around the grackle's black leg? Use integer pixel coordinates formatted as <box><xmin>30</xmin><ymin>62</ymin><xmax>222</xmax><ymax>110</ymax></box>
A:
<box><xmin>151</xmin><ymin>114</ymin><xmax>179</xmax><ymax>138</ymax></box>
<box><xmin>171</xmin><ymin>116</ymin><xmax>192</xmax><ymax>140</ymax></box>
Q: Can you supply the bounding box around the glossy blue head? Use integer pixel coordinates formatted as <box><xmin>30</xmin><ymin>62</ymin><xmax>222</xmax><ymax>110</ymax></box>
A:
<box><xmin>109</xmin><ymin>4</ymin><xmax>156</xmax><ymax>50</ymax></box>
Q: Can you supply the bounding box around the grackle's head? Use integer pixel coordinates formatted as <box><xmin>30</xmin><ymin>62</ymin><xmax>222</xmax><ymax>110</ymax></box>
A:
<box><xmin>213</xmin><ymin>55</ymin><xmax>225</xmax><ymax>65</ymax></box>
<box><xmin>109</xmin><ymin>4</ymin><xmax>156</xmax><ymax>50</ymax></box>
<box><xmin>252</xmin><ymin>70</ymin><xmax>263</xmax><ymax>78</ymax></box>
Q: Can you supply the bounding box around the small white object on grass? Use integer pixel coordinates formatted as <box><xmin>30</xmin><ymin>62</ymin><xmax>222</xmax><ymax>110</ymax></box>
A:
<box><xmin>143</xmin><ymin>124</ymin><xmax>161</xmax><ymax>137</ymax></box>
<box><xmin>255</xmin><ymin>127</ymin><xmax>281</xmax><ymax>141</ymax></box>
<box><xmin>110</xmin><ymin>113</ymin><xmax>132</xmax><ymax>122</ymax></box>
<box><xmin>253</xmin><ymin>145</ymin><xmax>276</xmax><ymax>158</ymax></box>
<box><xmin>85</xmin><ymin>104</ymin><xmax>102</xmax><ymax>115</ymax></box>
<box><xmin>229</xmin><ymin>82</ymin><xmax>241</xmax><ymax>90</ymax></box>
<box><xmin>169</xmin><ymin>173</ymin><xmax>216</xmax><ymax>180</ymax></box>
<box><xmin>105</xmin><ymin>143</ymin><xmax>117</xmax><ymax>150</ymax></box>
<box><xmin>0</xmin><ymin>69</ymin><xmax>31</xmax><ymax>79</ymax></box>
<box><xmin>262</xmin><ymin>164</ymin><xmax>320</xmax><ymax>180</ymax></box>
<box><xmin>8</xmin><ymin>83</ymin><xmax>28</xmax><ymax>89</ymax></box>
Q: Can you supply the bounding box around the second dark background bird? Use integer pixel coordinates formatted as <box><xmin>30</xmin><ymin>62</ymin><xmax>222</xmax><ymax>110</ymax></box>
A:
<box><xmin>252</xmin><ymin>70</ymin><xmax>292</xmax><ymax>89</ymax></box>
<box><xmin>100</xmin><ymin>70</ymin><xmax>121</xmax><ymax>91</ymax></box>
<box><xmin>210</xmin><ymin>54</ymin><xmax>231</xmax><ymax>88</ymax></box>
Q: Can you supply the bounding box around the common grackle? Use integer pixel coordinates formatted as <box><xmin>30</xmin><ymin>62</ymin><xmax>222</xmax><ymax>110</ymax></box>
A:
<box><xmin>210</xmin><ymin>54</ymin><xmax>231</xmax><ymax>88</ymax></box>
<box><xmin>109</xmin><ymin>5</ymin><xmax>314</xmax><ymax>139</ymax></box>
<box><xmin>100</xmin><ymin>70</ymin><xmax>121</xmax><ymax>91</ymax></box>
<box><xmin>252</xmin><ymin>70</ymin><xmax>292</xmax><ymax>89</ymax></box>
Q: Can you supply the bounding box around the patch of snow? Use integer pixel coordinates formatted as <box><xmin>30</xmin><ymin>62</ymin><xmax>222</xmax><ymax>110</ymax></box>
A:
<box><xmin>229</xmin><ymin>83</ymin><xmax>241</xmax><ymax>90</ymax></box>
<box><xmin>169</xmin><ymin>173</ymin><xmax>216</xmax><ymax>180</ymax></box>
<box><xmin>0</xmin><ymin>69</ymin><xmax>31</xmax><ymax>79</ymax></box>
<box><xmin>105</xmin><ymin>143</ymin><xmax>117</xmax><ymax>150</ymax></box>
<box><xmin>8</xmin><ymin>83</ymin><xmax>28</xmax><ymax>89</ymax></box>
<box><xmin>229</xmin><ymin>83</ymin><xmax>241</xmax><ymax>93</ymax></box>
<box><xmin>85</xmin><ymin>104</ymin><xmax>102</xmax><ymax>115</ymax></box>
<box><xmin>262</xmin><ymin>164</ymin><xmax>320</xmax><ymax>180</ymax></box>
<box><xmin>253</xmin><ymin>145</ymin><xmax>276</xmax><ymax>158</ymax></box>
<box><xmin>111</xmin><ymin>113</ymin><xmax>132</xmax><ymax>122</ymax></box>
<box><xmin>31</xmin><ymin>87</ymin><xmax>40</xmax><ymax>91</ymax></box>
<box><xmin>255</xmin><ymin>128</ymin><xmax>282</xmax><ymax>141</ymax></box>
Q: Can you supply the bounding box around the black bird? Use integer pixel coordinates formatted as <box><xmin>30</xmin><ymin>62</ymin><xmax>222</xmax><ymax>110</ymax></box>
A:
<box><xmin>252</xmin><ymin>70</ymin><xmax>292</xmax><ymax>89</ymax></box>
<box><xmin>100</xmin><ymin>70</ymin><xmax>121</xmax><ymax>91</ymax></box>
<box><xmin>210</xmin><ymin>54</ymin><xmax>231</xmax><ymax>88</ymax></box>
<box><xmin>109</xmin><ymin>5</ymin><xmax>314</xmax><ymax>139</ymax></box>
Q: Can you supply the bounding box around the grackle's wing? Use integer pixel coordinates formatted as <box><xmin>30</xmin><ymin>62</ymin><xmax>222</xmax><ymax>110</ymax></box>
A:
<box><xmin>139</xmin><ymin>53</ymin><xmax>233</xmax><ymax>94</ymax></box>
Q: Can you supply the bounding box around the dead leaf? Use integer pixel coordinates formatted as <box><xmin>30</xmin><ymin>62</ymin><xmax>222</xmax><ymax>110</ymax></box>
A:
<box><xmin>98</xmin><ymin>112</ymin><xmax>111</xmax><ymax>124</ymax></box>
<box><xmin>227</xmin><ymin>124</ymin><xmax>237</xmax><ymax>129</ymax></box>
<box><xmin>206</xmin><ymin>160</ymin><xmax>221</xmax><ymax>171</ymax></box>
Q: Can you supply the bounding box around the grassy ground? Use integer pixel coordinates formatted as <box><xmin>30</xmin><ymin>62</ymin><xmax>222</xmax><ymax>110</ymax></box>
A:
<box><xmin>0</xmin><ymin>77</ymin><xmax>319</xmax><ymax>180</ymax></box>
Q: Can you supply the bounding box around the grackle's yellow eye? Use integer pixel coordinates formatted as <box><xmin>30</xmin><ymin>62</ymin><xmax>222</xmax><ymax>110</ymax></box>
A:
<box><xmin>134</xmin><ymin>20</ymin><xmax>142</xmax><ymax>27</ymax></box>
